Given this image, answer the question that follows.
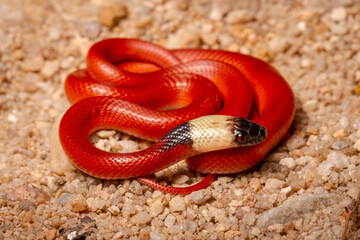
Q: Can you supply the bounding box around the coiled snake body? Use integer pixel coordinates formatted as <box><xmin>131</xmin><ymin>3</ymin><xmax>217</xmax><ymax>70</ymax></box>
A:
<box><xmin>59</xmin><ymin>38</ymin><xmax>295</xmax><ymax>195</ymax></box>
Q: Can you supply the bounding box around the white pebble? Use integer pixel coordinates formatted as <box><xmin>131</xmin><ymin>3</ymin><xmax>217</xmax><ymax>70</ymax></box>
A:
<box><xmin>280</xmin><ymin>186</ymin><xmax>292</xmax><ymax>196</ymax></box>
<box><xmin>353</xmin><ymin>139</ymin><xmax>360</xmax><ymax>151</ymax></box>
<box><xmin>96</xmin><ymin>130</ymin><xmax>116</xmax><ymax>138</ymax></box>
<box><xmin>132</xmin><ymin>212</ymin><xmax>152</xmax><ymax>225</ymax></box>
<box><xmin>149</xmin><ymin>197</ymin><xmax>165</xmax><ymax>217</ymax></box>
<box><xmin>249</xmin><ymin>178</ymin><xmax>261</xmax><ymax>191</ymax></box>
<box><xmin>169</xmin><ymin>196</ymin><xmax>185</xmax><ymax>212</ymax></box>
<box><xmin>264</xmin><ymin>178</ymin><xmax>285</xmax><ymax>193</ymax></box>
<box><xmin>268</xmin><ymin>37</ymin><xmax>289</xmax><ymax>54</ymax></box>
<box><xmin>41</xmin><ymin>60</ymin><xmax>59</xmax><ymax>78</ymax></box>
<box><xmin>225</xmin><ymin>9</ymin><xmax>253</xmax><ymax>24</ymax></box>
<box><xmin>22</xmin><ymin>56</ymin><xmax>44</xmax><ymax>72</ymax></box>
<box><xmin>187</xmin><ymin>189</ymin><xmax>213</xmax><ymax>205</ymax></box>
<box><xmin>302</xmin><ymin>99</ymin><xmax>318</xmax><ymax>112</ymax></box>
<box><xmin>108</xmin><ymin>205</ymin><xmax>120</xmax><ymax>215</ymax></box>
<box><xmin>150</xmin><ymin>231</ymin><xmax>166</xmax><ymax>240</ymax></box>
<box><xmin>172</xmin><ymin>174</ymin><xmax>189</xmax><ymax>184</ymax></box>
<box><xmin>279</xmin><ymin>157</ymin><xmax>296</xmax><ymax>170</ymax></box>
<box><xmin>8</xmin><ymin>114</ymin><xmax>18</xmax><ymax>123</ymax></box>
<box><xmin>164</xmin><ymin>214</ymin><xmax>176</xmax><ymax>228</ymax></box>
<box><xmin>330</xmin><ymin>7</ymin><xmax>347</xmax><ymax>21</ymax></box>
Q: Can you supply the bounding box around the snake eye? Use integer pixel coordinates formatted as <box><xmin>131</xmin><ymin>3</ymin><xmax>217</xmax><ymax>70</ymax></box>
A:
<box><xmin>235</xmin><ymin>130</ymin><xmax>248</xmax><ymax>144</ymax></box>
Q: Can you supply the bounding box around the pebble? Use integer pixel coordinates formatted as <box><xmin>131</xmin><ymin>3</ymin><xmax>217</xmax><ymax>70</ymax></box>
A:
<box><xmin>257</xmin><ymin>193</ymin><xmax>350</xmax><ymax>228</ymax></box>
<box><xmin>149</xmin><ymin>197</ymin><xmax>166</xmax><ymax>217</ymax></box>
<box><xmin>225</xmin><ymin>9</ymin><xmax>253</xmax><ymax>24</ymax></box>
<box><xmin>172</xmin><ymin>174</ymin><xmax>189</xmax><ymax>184</ymax></box>
<box><xmin>332</xmin><ymin>129</ymin><xmax>346</xmax><ymax>138</ymax></box>
<box><xmin>268</xmin><ymin>37</ymin><xmax>289</xmax><ymax>54</ymax></box>
<box><xmin>286</xmin><ymin>134</ymin><xmax>306</xmax><ymax>151</ymax></box>
<box><xmin>132</xmin><ymin>212</ymin><xmax>152</xmax><ymax>225</ymax></box>
<box><xmin>68</xmin><ymin>194</ymin><xmax>88</xmax><ymax>212</ymax></box>
<box><xmin>302</xmin><ymin>99</ymin><xmax>318</xmax><ymax>112</ymax></box>
<box><xmin>187</xmin><ymin>189</ymin><xmax>213</xmax><ymax>205</ymax></box>
<box><xmin>23</xmin><ymin>73</ymin><xmax>41</xmax><ymax>93</ymax></box>
<box><xmin>150</xmin><ymin>231</ymin><xmax>166</xmax><ymax>240</ymax></box>
<box><xmin>169</xmin><ymin>196</ymin><xmax>185</xmax><ymax>212</ymax></box>
<box><xmin>353</xmin><ymin>139</ymin><xmax>360</xmax><ymax>151</ymax></box>
<box><xmin>80</xmin><ymin>22</ymin><xmax>101</xmax><ymax>39</ymax></box>
<box><xmin>98</xmin><ymin>4</ymin><xmax>128</xmax><ymax>28</ymax></box>
<box><xmin>40</xmin><ymin>60</ymin><xmax>59</xmax><ymax>78</ymax></box>
<box><xmin>330</xmin><ymin>7</ymin><xmax>347</xmax><ymax>22</ymax></box>
<box><xmin>22</xmin><ymin>56</ymin><xmax>44</xmax><ymax>72</ymax></box>
<box><xmin>279</xmin><ymin>157</ymin><xmax>296</xmax><ymax>170</ymax></box>
<box><xmin>164</xmin><ymin>214</ymin><xmax>176</xmax><ymax>228</ymax></box>
<box><xmin>108</xmin><ymin>205</ymin><xmax>120</xmax><ymax>215</ymax></box>
<box><xmin>166</xmin><ymin>27</ymin><xmax>201</xmax><ymax>48</ymax></box>
<box><xmin>265</xmin><ymin>178</ymin><xmax>285</xmax><ymax>193</ymax></box>
<box><xmin>249</xmin><ymin>178</ymin><xmax>261</xmax><ymax>191</ymax></box>
<box><xmin>331</xmin><ymin>141</ymin><xmax>348</xmax><ymax>150</ymax></box>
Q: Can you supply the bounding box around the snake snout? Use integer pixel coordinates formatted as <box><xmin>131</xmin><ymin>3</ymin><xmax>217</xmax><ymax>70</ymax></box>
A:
<box><xmin>230</xmin><ymin>117</ymin><xmax>267</xmax><ymax>146</ymax></box>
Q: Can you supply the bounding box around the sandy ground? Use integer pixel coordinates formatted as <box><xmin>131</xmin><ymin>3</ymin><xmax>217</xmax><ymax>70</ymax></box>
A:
<box><xmin>0</xmin><ymin>0</ymin><xmax>360</xmax><ymax>239</ymax></box>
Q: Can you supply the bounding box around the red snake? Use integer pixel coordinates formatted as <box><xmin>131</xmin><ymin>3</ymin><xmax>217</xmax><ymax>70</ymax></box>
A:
<box><xmin>59</xmin><ymin>38</ymin><xmax>295</xmax><ymax>195</ymax></box>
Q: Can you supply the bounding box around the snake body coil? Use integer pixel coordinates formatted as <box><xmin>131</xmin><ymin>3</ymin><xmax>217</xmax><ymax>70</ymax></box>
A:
<box><xmin>59</xmin><ymin>38</ymin><xmax>295</xmax><ymax>195</ymax></box>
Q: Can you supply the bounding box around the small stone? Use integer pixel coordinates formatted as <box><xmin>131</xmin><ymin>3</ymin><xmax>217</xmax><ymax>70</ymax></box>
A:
<box><xmin>225</xmin><ymin>9</ymin><xmax>253</xmax><ymax>24</ymax></box>
<box><xmin>257</xmin><ymin>193</ymin><xmax>350</xmax><ymax>228</ymax></box>
<box><xmin>332</xmin><ymin>129</ymin><xmax>346</xmax><ymax>137</ymax></box>
<box><xmin>249</xmin><ymin>178</ymin><xmax>261</xmax><ymax>192</ymax></box>
<box><xmin>265</xmin><ymin>179</ymin><xmax>285</xmax><ymax>193</ymax></box>
<box><xmin>57</xmin><ymin>193</ymin><xmax>74</xmax><ymax>205</ymax></box>
<box><xmin>98</xmin><ymin>4</ymin><xmax>128</xmax><ymax>28</ymax></box>
<box><xmin>69</xmin><ymin>194</ymin><xmax>88</xmax><ymax>212</ymax></box>
<box><xmin>187</xmin><ymin>189</ymin><xmax>213</xmax><ymax>205</ymax></box>
<box><xmin>41</xmin><ymin>60</ymin><xmax>59</xmax><ymax>78</ymax></box>
<box><xmin>48</xmin><ymin>28</ymin><xmax>61</xmax><ymax>40</ymax></box>
<box><xmin>209</xmin><ymin>4</ymin><xmax>225</xmax><ymax>20</ymax></box>
<box><xmin>169</xmin><ymin>196</ymin><xmax>185</xmax><ymax>212</ymax></box>
<box><xmin>164</xmin><ymin>214</ymin><xmax>176</xmax><ymax>228</ymax></box>
<box><xmin>118</xmin><ymin>140</ymin><xmax>139</xmax><ymax>153</ymax></box>
<box><xmin>302</xmin><ymin>100</ymin><xmax>318</xmax><ymax>112</ymax></box>
<box><xmin>242</xmin><ymin>208</ymin><xmax>256</xmax><ymax>226</ymax></box>
<box><xmin>149</xmin><ymin>197</ymin><xmax>165</xmax><ymax>217</ymax></box>
<box><xmin>279</xmin><ymin>157</ymin><xmax>296</xmax><ymax>170</ymax></box>
<box><xmin>300</xmin><ymin>58</ymin><xmax>311</xmax><ymax>68</ymax></box>
<box><xmin>108</xmin><ymin>205</ymin><xmax>120</xmax><ymax>215</ymax></box>
<box><xmin>132</xmin><ymin>212</ymin><xmax>151</xmax><ymax>225</ymax></box>
<box><xmin>22</xmin><ymin>56</ymin><xmax>44</xmax><ymax>72</ymax></box>
<box><xmin>19</xmin><ymin>200</ymin><xmax>36</xmax><ymax>211</ymax></box>
<box><xmin>331</xmin><ymin>141</ymin><xmax>348</xmax><ymax>150</ymax></box>
<box><xmin>23</xmin><ymin>73</ymin><xmax>41</xmax><ymax>93</ymax></box>
<box><xmin>8</xmin><ymin>114</ymin><xmax>18</xmax><ymax>123</ymax></box>
<box><xmin>172</xmin><ymin>174</ymin><xmax>189</xmax><ymax>185</ymax></box>
<box><xmin>150</xmin><ymin>231</ymin><xmax>166</xmax><ymax>240</ymax></box>
<box><xmin>80</xmin><ymin>22</ymin><xmax>101</xmax><ymax>39</ymax></box>
<box><xmin>44</xmin><ymin>229</ymin><xmax>57</xmax><ymax>240</ymax></box>
<box><xmin>280</xmin><ymin>186</ymin><xmax>292</xmax><ymax>196</ymax></box>
<box><xmin>129</xmin><ymin>180</ymin><xmax>143</xmax><ymax>195</ymax></box>
<box><xmin>268</xmin><ymin>37</ymin><xmax>289</xmax><ymax>54</ymax></box>
<box><xmin>353</xmin><ymin>139</ymin><xmax>360</xmax><ymax>151</ymax></box>
<box><xmin>330</xmin><ymin>7</ymin><xmax>347</xmax><ymax>21</ymax></box>
<box><xmin>268</xmin><ymin>223</ymin><xmax>284</xmax><ymax>233</ymax></box>
<box><xmin>166</xmin><ymin>27</ymin><xmax>200</xmax><ymax>49</ymax></box>
<box><xmin>286</xmin><ymin>134</ymin><xmax>306</xmax><ymax>151</ymax></box>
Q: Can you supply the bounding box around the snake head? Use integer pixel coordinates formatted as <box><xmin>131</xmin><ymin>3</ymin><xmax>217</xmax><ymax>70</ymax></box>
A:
<box><xmin>229</xmin><ymin>117</ymin><xmax>267</xmax><ymax>146</ymax></box>
<box><xmin>188</xmin><ymin>115</ymin><xmax>267</xmax><ymax>153</ymax></box>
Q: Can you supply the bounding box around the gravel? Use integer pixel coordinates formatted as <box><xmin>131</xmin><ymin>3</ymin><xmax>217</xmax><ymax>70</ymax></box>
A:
<box><xmin>1</xmin><ymin>0</ymin><xmax>360</xmax><ymax>239</ymax></box>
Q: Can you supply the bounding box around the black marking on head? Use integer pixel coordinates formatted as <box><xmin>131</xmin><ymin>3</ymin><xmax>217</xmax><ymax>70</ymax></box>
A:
<box><xmin>229</xmin><ymin>117</ymin><xmax>267</xmax><ymax>146</ymax></box>
<box><xmin>158</xmin><ymin>122</ymin><xmax>193</xmax><ymax>152</ymax></box>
